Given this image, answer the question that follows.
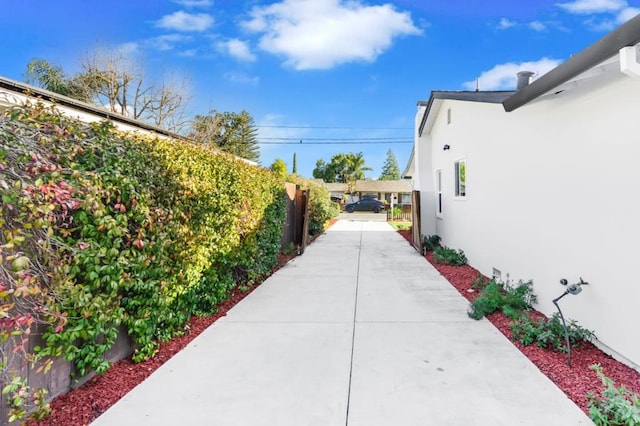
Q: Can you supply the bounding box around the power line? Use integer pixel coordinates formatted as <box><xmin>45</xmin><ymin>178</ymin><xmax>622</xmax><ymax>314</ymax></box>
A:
<box><xmin>260</xmin><ymin>137</ymin><xmax>411</xmax><ymax>141</ymax></box>
<box><xmin>256</xmin><ymin>124</ymin><xmax>412</xmax><ymax>130</ymax></box>
<box><xmin>258</xmin><ymin>140</ymin><xmax>413</xmax><ymax>145</ymax></box>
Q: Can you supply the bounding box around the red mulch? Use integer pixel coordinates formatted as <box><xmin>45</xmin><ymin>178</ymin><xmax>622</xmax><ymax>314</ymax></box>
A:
<box><xmin>27</xmin><ymin>222</ymin><xmax>346</xmax><ymax>426</ymax></box>
<box><xmin>26</xmin><ymin>250</ymin><xmax>298</xmax><ymax>426</ymax></box>
<box><xmin>397</xmin><ymin>229</ymin><xmax>640</xmax><ymax>416</ymax></box>
<box><xmin>27</xmin><ymin>224</ymin><xmax>639</xmax><ymax>424</ymax></box>
<box><xmin>425</xmin><ymin>251</ymin><xmax>640</xmax><ymax>411</ymax></box>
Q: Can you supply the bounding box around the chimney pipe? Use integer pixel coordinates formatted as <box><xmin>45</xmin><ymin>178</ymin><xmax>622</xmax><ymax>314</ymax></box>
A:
<box><xmin>516</xmin><ymin>71</ymin><xmax>535</xmax><ymax>90</ymax></box>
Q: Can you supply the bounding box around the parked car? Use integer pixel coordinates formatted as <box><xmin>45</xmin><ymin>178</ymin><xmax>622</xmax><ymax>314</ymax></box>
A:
<box><xmin>344</xmin><ymin>198</ymin><xmax>386</xmax><ymax>213</ymax></box>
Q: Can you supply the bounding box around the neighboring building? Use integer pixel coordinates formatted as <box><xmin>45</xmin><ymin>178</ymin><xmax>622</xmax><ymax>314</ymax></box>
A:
<box><xmin>323</xmin><ymin>180</ymin><xmax>412</xmax><ymax>208</ymax></box>
<box><xmin>0</xmin><ymin>76</ymin><xmax>257</xmax><ymax>165</ymax></box>
<box><xmin>353</xmin><ymin>179</ymin><xmax>412</xmax><ymax>207</ymax></box>
<box><xmin>324</xmin><ymin>182</ymin><xmax>348</xmax><ymax>202</ymax></box>
<box><xmin>411</xmin><ymin>15</ymin><xmax>640</xmax><ymax>369</ymax></box>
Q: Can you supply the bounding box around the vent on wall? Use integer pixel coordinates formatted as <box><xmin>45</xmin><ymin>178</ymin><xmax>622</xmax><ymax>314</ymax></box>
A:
<box><xmin>620</xmin><ymin>44</ymin><xmax>640</xmax><ymax>78</ymax></box>
<box><xmin>492</xmin><ymin>268</ymin><xmax>501</xmax><ymax>281</ymax></box>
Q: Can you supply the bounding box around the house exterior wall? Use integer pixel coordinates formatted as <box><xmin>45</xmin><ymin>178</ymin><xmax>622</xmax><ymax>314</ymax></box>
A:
<box><xmin>415</xmin><ymin>104</ymin><xmax>437</xmax><ymax>238</ymax></box>
<box><xmin>420</xmin><ymin>72</ymin><xmax>640</xmax><ymax>368</ymax></box>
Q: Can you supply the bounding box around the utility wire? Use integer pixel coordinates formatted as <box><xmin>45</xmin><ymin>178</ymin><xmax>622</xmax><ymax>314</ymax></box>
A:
<box><xmin>258</xmin><ymin>140</ymin><xmax>412</xmax><ymax>145</ymax></box>
<box><xmin>256</xmin><ymin>125</ymin><xmax>412</xmax><ymax>130</ymax></box>
<box><xmin>260</xmin><ymin>137</ymin><xmax>411</xmax><ymax>141</ymax></box>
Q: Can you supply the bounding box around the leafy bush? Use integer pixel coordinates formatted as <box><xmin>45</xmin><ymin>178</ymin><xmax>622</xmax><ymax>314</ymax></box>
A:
<box><xmin>0</xmin><ymin>101</ymin><xmax>287</xmax><ymax>421</ymax></box>
<box><xmin>468</xmin><ymin>279</ymin><xmax>537</xmax><ymax>320</ymax></box>
<box><xmin>510</xmin><ymin>313</ymin><xmax>594</xmax><ymax>352</ymax></box>
<box><xmin>433</xmin><ymin>245</ymin><xmax>467</xmax><ymax>265</ymax></box>
<box><xmin>588</xmin><ymin>364</ymin><xmax>640</xmax><ymax>426</ymax></box>
<box><xmin>471</xmin><ymin>273</ymin><xmax>489</xmax><ymax>290</ymax></box>
<box><xmin>287</xmin><ymin>176</ymin><xmax>339</xmax><ymax>235</ymax></box>
<box><xmin>421</xmin><ymin>234</ymin><xmax>441</xmax><ymax>252</ymax></box>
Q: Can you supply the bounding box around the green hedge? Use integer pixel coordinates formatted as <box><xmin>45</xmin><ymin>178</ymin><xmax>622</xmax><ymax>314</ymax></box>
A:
<box><xmin>287</xmin><ymin>175</ymin><xmax>340</xmax><ymax>235</ymax></box>
<box><xmin>0</xmin><ymin>103</ymin><xmax>286</xmax><ymax>384</ymax></box>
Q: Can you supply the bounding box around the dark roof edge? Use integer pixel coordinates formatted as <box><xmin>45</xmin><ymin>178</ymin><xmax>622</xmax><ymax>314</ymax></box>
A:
<box><xmin>503</xmin><ymin>14</ymin><xmax>640</xmax><ymax>112</ymax></box>
<box><xmin>418</xmin><ymin>90</ymin><xmax>515</xmax><ymax>136</ymax></box>
<box><xmin>0</xmin><ymin>75</ymin><xmax>188</xmax><ymax>140</ymax></box>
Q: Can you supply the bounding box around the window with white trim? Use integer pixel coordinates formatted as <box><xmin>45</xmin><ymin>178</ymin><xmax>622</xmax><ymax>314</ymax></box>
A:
<box><xmin>455</xmin><ymin>159</ymin><xmax>466</xmax><ymax>197</ymax></box>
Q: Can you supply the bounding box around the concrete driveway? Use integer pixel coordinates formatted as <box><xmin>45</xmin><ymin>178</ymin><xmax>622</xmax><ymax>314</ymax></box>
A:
<box><xmin>338</xmin><ymin>211</ymin><xmax>387</xmax><ymax>222</ymax></box>
<box><xmin>92</xmin><ymin>220</ymin><xmax>592</xmax><ymax>426</ymax></box>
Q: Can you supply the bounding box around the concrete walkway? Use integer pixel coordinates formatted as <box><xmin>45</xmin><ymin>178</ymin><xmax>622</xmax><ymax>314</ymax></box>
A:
<box><xmin>92</xmin><ymin>220</ymin><xmax>592</xmax><ymax>425</ymax></box>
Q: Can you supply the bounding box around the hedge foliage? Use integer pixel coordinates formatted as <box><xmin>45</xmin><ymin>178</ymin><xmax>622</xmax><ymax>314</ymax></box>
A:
<box><xmin>0</xmin><ymin>101</ymin><xmax>286</xmax><ymax>398</ymax></box>
<box><xmin>287</xmin><ymin>175</ymin><xmax>340</xmax><ymax>235</ymax></box>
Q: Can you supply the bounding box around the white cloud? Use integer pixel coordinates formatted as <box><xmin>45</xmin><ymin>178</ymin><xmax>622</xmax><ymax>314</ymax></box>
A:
<box><xmin>146</xmin><ymin>34</ymin><xmax>193</xmax><ymax>51</ymax></box>
<box><xmin>497</xmin><ymin>18</ymin><xmax>547</xmax><ymax>32</ymax></box>
<box><xmin>179</xmin><ymin>49</ymin><xmax>198</xmax><ymax>57</ymax></box>
<box><xmin>497</xmin><ymin>18</ymin><xmax>517</xmax><ymax>29</ymax></box>
<box><xmin>117</xmin><ymin>42</ymin><xmax>140</xmax><ymax>56</ymax></box>
<box><xmin>156</xmin><ymin>11</ymin><xmax>214</xmax><ymax>32</ymax></box>
<box><xmin>583</xmin><ymin>6</ymin><xmax>638</xmax><ymax>30</ymax></box>
<box><xmin>528</xmin><ymin>20</ymin><xmax>547</xmax><ymax>31</ymax></box>
<box><xmin>241</xmin><ymin>0</ymin><xmax>422</xmax><ymax>70</ymax></box>
<box><xmin>617</xmin><ymin>6</ymin><xmax>640</xmax><ymax>22</ymax></box>
<box><xmin>463</xmin><ymin>58</ymin><xmax>562</xmax><ymax>90</ymax></box>
<box><xmin>556</xmin><ymin>0</ymin><xmax>626</xmax><ymax>14</ymax></box>
<box><xmin>171</xmin><ymin>0</ymin><xmax>212</xmax><ymax>7</ymax></box>
<box><xmin>224</xmin><ymin>72</ymin><xmax>260</xmax><ymax>85</ymax></box>
<box><xmin>217</xmin><ymin>39</ymin><xmax>256</xmax><ymax>62</ymax></box>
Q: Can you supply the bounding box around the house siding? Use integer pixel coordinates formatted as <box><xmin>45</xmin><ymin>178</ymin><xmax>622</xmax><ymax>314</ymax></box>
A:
<box><xmin>418</xmin><ymin>70</ymin><xmax>640</xmax><ymax>368</ymax></box>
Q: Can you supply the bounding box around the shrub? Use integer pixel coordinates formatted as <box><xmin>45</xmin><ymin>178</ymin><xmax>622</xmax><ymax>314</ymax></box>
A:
<box><xmin>421</xmin><ymin>234</ymin><xmax>441</xmax><ymax>252</ymax></box>
<box><xmin>433</xmin><ymin>245</ymin><xmax>467</xmax><ymax>266</ymax></box>
<box><xmin>471</xmin><ymin>273</ymin><xmax>489</xmax><ymax>290</ymax></box>
<box><xmin>0</xmin><ymin>101</ymin><xmax>287</xmax><ymax>422</ymax></box>
<box><xmin>468</xmin><ymin>279</ymin><xmax>537</xmax><ymax>320</ymax></box>
<box><xmin>587</xmin><ymin>364</ymin><xmax>640</xmax><ymax>426</ymax></box>
<box><xmin>510</xmin><ymin>313</ymin><xmax>594</xmax><ymax>352</ymax></box>
<box><xmin>287</xmin><ymin>176</ymin><xmax>339</xmax><ymax>235</ymax></box>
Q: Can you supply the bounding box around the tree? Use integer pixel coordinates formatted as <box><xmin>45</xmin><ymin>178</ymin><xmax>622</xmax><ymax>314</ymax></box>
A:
<box><xmin>24</xmin><ymin>47</ymin><xmax>191</xmax><ymax>133</ymax></box>
<box><xmin>25</xmin><ymin>58</ymin><xmax>95</xmax><ymax>102</ymax></box>
<box><xmin>312</xmin><ymin>159</ymin><xmax>331</xmax><ymax>182</ymax></box>
<box><xmin>270</xmin><ymin>158</ymin><xmax>288</xmax><ymax>178</ymax></box>
<box><xmin>347</xmin><ymin>152</ymin><xmax>371</xmax><ymax>181</ymax></box>
<box><xmin>312</xmin><ymin>152</ymin><xmax>371</xmax><ymax>191</ymax></box>
<box><xmin>379</xmin><ymin>149</ymin><xmax>401</xmax><ymax>180</ymax></box>
<box><xmin>292</xmin><ymin>152</ymin><xmax>298</xmax><ymax>175</ymax></box>
<box><xmin>189</xmin><ymin>110</ymin><xmax>260</xmax><ymax>162</ymax></box>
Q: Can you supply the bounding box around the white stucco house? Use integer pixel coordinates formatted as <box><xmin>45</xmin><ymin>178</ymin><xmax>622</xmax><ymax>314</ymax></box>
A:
<box><xmin>410</xmin><ymin>14</ymin><xmax>640</xmax><ymax>369</ymax></box>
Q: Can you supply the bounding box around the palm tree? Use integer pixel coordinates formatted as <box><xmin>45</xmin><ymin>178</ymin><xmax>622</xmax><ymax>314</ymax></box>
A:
<box><xmin>347</xmin><ymin>152</ymin><xmax>371</xmax><ymax>180</ymax></box>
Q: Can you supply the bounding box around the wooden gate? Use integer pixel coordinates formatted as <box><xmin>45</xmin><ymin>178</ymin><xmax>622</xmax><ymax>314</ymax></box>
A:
<box><xmin>411</xmin><ymin>190</ymin><xmax>422</xmax><ymax>253</ymax></box>
<box><xmin>282</xmin><ymin>183</ymin><xmax>309</xmax><ymax>254</ymax></box>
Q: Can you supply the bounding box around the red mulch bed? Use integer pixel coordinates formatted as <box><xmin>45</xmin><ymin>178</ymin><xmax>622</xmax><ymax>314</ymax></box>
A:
<box><xmin>397</xmin><ymin>229</ymin><xmax>640</xmax><ymax>416</ymax></box>
<box><xmin>27</xmin><ymin>223</ymin><xmax>639</xmax><ymax>424</ymax></box>
<box><xmin>27</xmin><ymin>222</ymin><xmax>343</xmax><ymax>426</ymax></box>
<box><xmin>27</xmin><ymin>254</ymin><xmax>299</xmax><ymax>425</ymax></box>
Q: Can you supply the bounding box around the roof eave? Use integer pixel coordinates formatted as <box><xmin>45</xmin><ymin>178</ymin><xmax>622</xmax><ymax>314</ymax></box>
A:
<box><xmin>503</xmin><ymin>14</ymin><xmax>640</xmax><ymax>112</ymax></box>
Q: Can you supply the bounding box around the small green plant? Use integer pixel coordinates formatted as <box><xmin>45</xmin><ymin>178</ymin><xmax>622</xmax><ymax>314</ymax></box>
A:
<box><xmin>282</xmin><ymin>242</ymin><xmax>296</xmax><ymax>256</ymax></box>
<box><xmin>510</xmin><ymin>313</ymin><xmax>594</xmax><ymax>352</ymax></box>
<box><xmin>1</xmin><ymin>377</ymin><xmax>51</xmax><ymax>423</ymax></box>
<box><xmin>468</xmin><ymin>279</ymin><xmax>537</xmax><ymax>320</ymax></box>
<box><xmin>433</xmin><ymin>245</ymin><xmax>467</xmax><ymax>266</ymax></box>
<box><xmin>388</xmin><ymin>221</ymin><xmax>411</xmax><ymax>231</ymax></box>
<box><xmin>587</xmin><ymin>364</ymin><xmax>640</xmax><ymax>425</ymax></box>
<box><xmin>421</xmin><ymin>234</ymin><xmax>441</xmax><ymax>252</ymax></box>
<box><xmin>471</xmin><ymin>273</ymin><xmax>489</xmax><ymax>290</ymax></box>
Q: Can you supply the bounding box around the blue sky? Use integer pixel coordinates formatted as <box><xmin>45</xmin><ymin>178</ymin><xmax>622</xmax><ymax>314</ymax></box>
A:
<box><xmin>2</xmin><ymin>0</ymin><xmax>639</xmax><ymax>178</ymax></box>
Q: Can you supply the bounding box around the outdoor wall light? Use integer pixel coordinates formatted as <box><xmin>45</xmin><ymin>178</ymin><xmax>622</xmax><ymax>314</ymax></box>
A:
<box><xmin>443</xmin><ymin>144</ymin><xmax>450</xmax><ymax>150</ymax></box>
<box><xmin>553</xmin><ymin>277</ymin><xmax>589</xmax><ymax>367</ymax></box>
